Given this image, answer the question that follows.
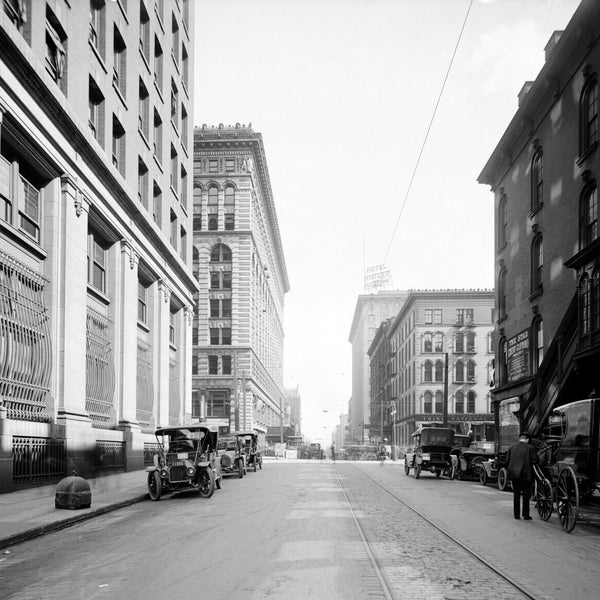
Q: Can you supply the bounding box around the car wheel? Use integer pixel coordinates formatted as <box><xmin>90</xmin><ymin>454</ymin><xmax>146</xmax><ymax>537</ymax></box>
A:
<box><xmin>498</xmin><ymin>467</ymin><xmax>509</xmax><ymax>491</ymax></box>
<box><xmin>415</xmin><ymin>464</ymin><xmax>421</xmax><ymax>479</ymax></box>
<box><xmin>148</xmin><ymin>471</ymin><xmax>162</xmax><ymax>501</ymax></box>
<box><xmin>215</xmin><ymin>474</ymin><xmax>221</xmax><ymax>490</ymax></box>
<box><xmin>404</xmin><ymin>461</ymin><xmax>410</xmax><ymax>476</ymax></box>
<box><xmin>198</xmin><ymin>468</ymin><xmax>215</xmax><ymax>498</ymax></box>
<box><xmin>238</xmin><ymin>460</ymin><xmax>244</xmax><ymax>478</ymax></box>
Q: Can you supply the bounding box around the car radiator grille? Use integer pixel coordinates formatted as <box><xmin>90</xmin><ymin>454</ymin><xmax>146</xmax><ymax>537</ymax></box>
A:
<box><xmin>169</xmin><ymin>466</ymin><xmax>188</xmax><ymax>482</ymax></box>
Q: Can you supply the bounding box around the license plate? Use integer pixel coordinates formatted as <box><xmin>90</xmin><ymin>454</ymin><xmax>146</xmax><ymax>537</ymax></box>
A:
<box><xmin>177</xmin><ymin>452</ymin><xmax>188</xmax><ymax>460</ymax></box>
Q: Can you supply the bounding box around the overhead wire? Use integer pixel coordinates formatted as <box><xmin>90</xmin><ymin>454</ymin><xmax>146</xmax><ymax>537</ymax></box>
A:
<box><xmin>382</xmin><ymin>0</ymin><xmax>475</xmax><ymax>265</ymax></box>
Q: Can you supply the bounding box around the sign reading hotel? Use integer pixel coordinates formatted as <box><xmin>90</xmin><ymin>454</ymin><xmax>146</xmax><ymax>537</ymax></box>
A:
<box><xmin>507</xmin><ymin>329</ymin><xmax>530</xmax><ymax>383</ymax></box>
<box><xmin>364</xmin><ymin>264</ymin><xmax>392</xmax><ymax>292</ymax></box>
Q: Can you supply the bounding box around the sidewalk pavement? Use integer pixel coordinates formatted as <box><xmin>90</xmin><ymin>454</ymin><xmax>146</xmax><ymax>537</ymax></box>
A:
<box><xmin>0</xmin><ymin>470</ymin><xmax>149</xmax><ymax>550</ymax></box>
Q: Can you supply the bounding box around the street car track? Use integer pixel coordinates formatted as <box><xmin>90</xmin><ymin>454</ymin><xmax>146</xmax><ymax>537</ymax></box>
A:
<box><xmin>337</xmin><ymin>463</ymin><xmax>542</xmax><ymax>600</ymax></box>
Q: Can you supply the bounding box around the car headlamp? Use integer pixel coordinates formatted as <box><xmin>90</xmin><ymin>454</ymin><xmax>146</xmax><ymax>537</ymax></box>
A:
<box><xmin>187</xmin><ymin>467</ymin><xmax>195</xmax><ymax>476</ymax></box>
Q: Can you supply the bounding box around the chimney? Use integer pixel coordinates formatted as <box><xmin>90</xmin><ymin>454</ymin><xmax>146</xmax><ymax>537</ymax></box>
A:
<box><xmin>518</xmin><ymin>82</ymin><xmax>534</xmax><ymax>107</ymax></box>
<box><xmin>544</xmin><ymin>30</ymin><xmax>563</xmax><ymax>62</ymax></box>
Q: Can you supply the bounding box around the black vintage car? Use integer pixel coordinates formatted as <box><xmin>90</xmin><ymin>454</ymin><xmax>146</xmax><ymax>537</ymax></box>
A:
<box><xmin>234</xmin><ymin>431</ymin><xmax>263</xmax><ymax>472</ymax></box>
<box><xmin>146</xmin><ymin>425</ymin><xmax>222</xmax><ymax>500</ymax></box>
<box><xmin>218</xmin><ymin>434</ymin><xmax>247</xmax><ymax>478</ymax></box>
<box><xmin>405</xmin><ymin>426</ymin><xmax>454</xmax><ymax>479</ymax></box>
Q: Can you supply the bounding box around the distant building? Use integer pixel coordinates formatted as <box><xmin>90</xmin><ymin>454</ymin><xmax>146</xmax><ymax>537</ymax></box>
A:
<box><xmin>348</xmin><ymin>291</ymin><xmax>407</xmax><ymax>443</ymax></box>
<box><xmin>0</xmin><ymin>0</ymin><xmax>196</xmax><ymax>491</ymax></box>
<box><xmin>284</xmin><ymin>386</ymin><xmax>302</xmax><ymax>436</ymax></box>
<box><xmin>369</xmin><ymin>290</ymin><xmax>495</xmax><ymax>447</ymax></box>
<box><xmin>192</xmin><ymin>124</ymin><xmax>289</xmax><ymax>438</ymax></box>
<box><xmin>478</xmin><ymin>1</ymin><xmax>600</xmax><ymax>433</ymax></box>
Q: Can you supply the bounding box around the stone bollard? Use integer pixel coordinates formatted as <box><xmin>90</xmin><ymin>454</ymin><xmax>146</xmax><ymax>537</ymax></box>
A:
<box><xmin>55</xmin><ymin>473</ymin><xmax>92</xmax><ymax>510</ymax></box>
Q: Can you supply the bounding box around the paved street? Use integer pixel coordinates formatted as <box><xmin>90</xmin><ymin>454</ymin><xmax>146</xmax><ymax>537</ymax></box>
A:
<box><xmin>1</xmin><ymin>461</ymin><xmax>599</xmax><ymax>600</ymax></box>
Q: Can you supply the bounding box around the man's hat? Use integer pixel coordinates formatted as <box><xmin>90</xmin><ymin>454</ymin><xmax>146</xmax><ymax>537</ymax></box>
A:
<box><xmin>519</xmin><ymin>431</ymin><xmax>531</xmax><ymax>440</ymax></box>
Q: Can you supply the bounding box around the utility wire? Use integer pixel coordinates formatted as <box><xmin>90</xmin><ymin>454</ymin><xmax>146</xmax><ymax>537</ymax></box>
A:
<box><xmin>383</xmin><ymin>0</ymin><xmax>475</xmax><ymax>265</ymax></box>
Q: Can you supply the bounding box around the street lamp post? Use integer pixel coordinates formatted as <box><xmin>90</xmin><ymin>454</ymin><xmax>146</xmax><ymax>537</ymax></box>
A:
<box><xmin>443</xmin><ymin>352</ymin><xmax>449</xmax><ymax>427</ymax></box>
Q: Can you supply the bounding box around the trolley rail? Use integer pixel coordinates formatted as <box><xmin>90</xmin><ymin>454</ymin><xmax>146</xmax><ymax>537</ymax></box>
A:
<box><xmin>334</xmin><ymin>462</ymin><xmax>543</xmax><ymax>600</ymax></box>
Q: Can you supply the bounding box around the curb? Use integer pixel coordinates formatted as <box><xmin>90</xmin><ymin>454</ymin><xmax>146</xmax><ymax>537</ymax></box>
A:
<box><xmin>0</xmin><ymin>493</ymin><xmax>148</xmax><ymax>551</ymax></box>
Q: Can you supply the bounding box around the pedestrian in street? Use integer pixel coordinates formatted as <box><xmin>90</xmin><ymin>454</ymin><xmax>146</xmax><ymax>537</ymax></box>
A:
<box><xmin>330</xmin><ymin>443</ymin><xmax>336</xmax><ymax>461</ymax></box>
<box><xmin>506</xmin><ymin>431</ymin><xmax>538</xmax><ymax>520</ymax></box>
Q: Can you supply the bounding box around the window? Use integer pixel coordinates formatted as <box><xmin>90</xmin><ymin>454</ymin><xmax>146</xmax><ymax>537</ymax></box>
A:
<box><xmin>580</xmin><ymin>75</ymin><xmax>598</xmax><ymax>156</ymax></box>
<box><xmin>222</xmin><ymin>298</ymin><xmax>232</xmax><ymax>318</ymax></box>
<box><xmin>467</xmin><ymin>391</ymin><xmax>476</xmax><ymax>413</ymax></box>
<box><xmin>138</xmin><ymin>79</ymin><xmax>149</xmax><ymax>140</ymax></box>
<box><xmin>423</xmin><ymin>333</ymin><xmax>432</xmax><ymax>353</ymax></box>
<box><xmin>455</xmin><ymin>332</ymin><xmax>464</xmax><ymax>353</ymax></box>
<box><xmin>46</xmin><ymin>8</ymin><xmax>67</xmax><ymax>92</ymax></box>
<box><xmin>456</xmin><ymin>308</ymin><xmax>464</xmax><ymax>325</ymax></box>
<box><xmin>533</xmin><ymin>318</ymin><xmax>544</xmax><ymax>371</ymax></box>
<box><xmin>180</xmin><ymin>226</ymin><xmax>186</xmax><ymax>262</ymax></box>
<box><xmin>210</xmin><ymin>271</ymin><xmax>232</xmax><ymax>290</ymax></box>
<box><xmin>113</xmin><ymin>26</ymin><xmax>126</xmax><ymax>97</ymax></box>
<box><xmin>210</xmin><ymin>299</ymin><xmax>219</xmax><ymax>318</ymax></box>
<box><xmin>423</xmin><ymin>391</ymin><xmax>432</xmax><ymax>413</ymax></box>
<box><xmin>170</xmin><ymin>79</ymin><xmax>178</xmax><ymax>129</ymax></box>
<box><xmin>112</xmin><ymin>115</ymin><xmax>125</xmax><ymax>175</ymax></box>
<box><xmin>434</xmin><ymin>360</ymin><xmax>443</xmax><ymax>382</ymax></box>
<box><xmin>138</xmin><ymin>158</ymin><xmax>148</xmax><ymax>208</ymax></box>
<box><xmin>223</xmin><ymin>272</ymin><xmax>232</xmax><ymax>289</ymax></box>
<box><xmin>498</xmin><ymin>193</ymin><xmax>507</xmax><ymax>249</ymax></box>
<box><xmin>170</xmin><ymin>145</ymin><xmax>178</xmax><ymax>193</ymax></box>
<box><xmin>498</xmin><ymin>268</ymin><xmax>507</xmax><ymax>319</ymax></box>
<box><xmin>208</xmin><ymin>355</ymin><xmax>218</xmax><ymax>374</ymax></box>
<box><xmin>455</xmin><ymin>360</ymin><xmax>464</xmax><ymax>382</ymax></box>
<box><xmin>180</xmin><ymin>165</ymin><xmax>187</xmax><ymax>210</ymax></box>
<box><xmin>139</xmin><ymin>1</ymin><xmax>150</xmax><ymax>63</ymax></box>
<box><xmin>211</xmin><ymin>244</ymin><xmax>231</xmax><ymax>262</ymax></box>
<box><xmin>423</xmin><ymin>360</ymin><xmax>432</xmax><ymax>382</ymax></box>
<box><xmin>4</xmin><ymin>0</ymin><xmax>27</xmax><ymax>30</ymax></box>
<box><xmin>531</xmin><ymin>149</ymin><xmax>543</xmax><ymax>212</ymax></box>
<box><xmin>434</xmin><ymin>333</ymin><xmax>443</xmax><ymax>352</ymax></box>
<box><xmin>424</xmin><ymin>309</ymin><xmax>433</xmax><ymax>324</ymax></box>
<box><xmin>171</xmin><ymin>13</ymin><xmax>179</xmax><ymax>67</ymax></box>
<box><xmin>433</xmin><ymin>309</ymin><xmax>442</xmax><ymax>324</ymax></box>
<box><xmin>169</xmin><ymin>310</ymin><xmax>176</xmax><ymax>345</ymax></box>
<box><xmin>531</xmin><ymin>234</ymin><xmax>543</xmax><ymax>293</ymax></box>
<box><xmin>224</xmin><ymin>185</ymin><xmax>235</xmax><ymax>230</ymax></box>
<box><xmin>209</xmin><ymin>159</ymin><xmax>218</xmax><ymax>173</ymax></box>
<box><xmin>435</xmin><ymin>391</ymin><xmax>443</xmax><ymax>413</ymax></box>
<box><xmin>466</xmin><ymin>360</ymin><xmax>475</xmax><ymax>382</ymax></box>
<box><xmin>169</xmin><ymin>209</ymin><xmax>177</xmax><ymax>251</ymax></box>
<box><xmin>206</xmin><ymin>390</ymin><xmax>229</xmax><ymax>418</ymax></box>
<box><xmin>88</xmin><ymin>78</ymin><xmax>104</xmax><ymax>146</ymax></box>
<box><xmin>89</xmin><ymin>1</ymin><xmax>105</xmax><ymax>59</ymax></box>
<box><xmin>153</xmin><ymin>109</ymin><xmax>162</xmax><ymax>163</ymax></box>
<box><xmin>209</xmin><ymin>327</ymin><xmax>231</xmax><ymax>345</ymax></box>
<box><xmin>466</xmin><ymin>332</ymin><xmax>475</xmax><ymax>353</ymax></box>
<box><xmin>138</xmin><ymin>280</ymin><xmax>148</xmax><ymax>323</ymax></box>
<box><xmin>154</xmin><ymin>36</ymin><xmax>163</xmax><ymax>93</ymax></box>
<box><xmin>152</xmin><ymin>181</ymin><xmax>162</xmax><ymax>226</ymax></box>
<box><xmin>226</xmin><ymin>158</ymin><xmax>235</xmax><ymax>172</ymax></box>
<box><xmin>466</xmin><ymin>308</ymin><xmax>474</xmax><ymax>324</ymax></box>
<box><xmin>222</xmin><ymin>355</ymin><xmax>232</xmax><ymax>375</ymax></box>
<box><xmin>210</xmin><ymin>272</ymin><xmax>220</xmax><ymax>290</ymax></box>
<box><xmin>181</xmin><ymin>105</ymin><xmax>188</xmax><ymax>149</ymax></box>
<box><xmin>208</xmin><ymin>186</ymin><xmax>218</xmax><ymax>230</ymax></box>
<box><xmin>580</xmin><ymin>182</ymin><xmax>599</xmax><ymax>248</ymax></box>
<box><xmin>455</xmin><ymin>391</ymin><xmax>464</xmax><ymax>414</ymax></box>
<box><xmin>182</xmin><ymin>43</ymin><xmax>189</xmax><ymax>90</ymax></box>
<box><xmin>88</xmin><ymin>230</ymin><xmax>108</xmax><ymax>293</ymax></box>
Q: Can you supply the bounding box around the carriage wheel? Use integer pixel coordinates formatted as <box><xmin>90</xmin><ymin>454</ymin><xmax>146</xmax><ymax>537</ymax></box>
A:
<box><xmin>557</xmin><ymin>467</ymin><xmax>579</xmax><ymax>533</ymax></box>
<box><xmin>497</xmin><ymin>468</ymin><xmax>509</xmax><ymax>491</ymax></box>
<box><xmin>535</xmin><ymin>476</ymin><xmax>553</xmax><ymax>521</ymax></box>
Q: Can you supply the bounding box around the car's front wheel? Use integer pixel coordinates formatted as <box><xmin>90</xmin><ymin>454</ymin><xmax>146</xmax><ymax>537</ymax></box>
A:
<box><xmin>198</xmin><ymin>468</ymin><xmax>215</xmax><ymax>498</ymax></box>
<box><xmin>238</xmin><ymin>460</ymin><xmax>244</xmax><ymax>478</ymax></box>
<box><xmin>148</xmin><ymin>471</ymin><xmax>162</xmax><ymax>501</ymax></box>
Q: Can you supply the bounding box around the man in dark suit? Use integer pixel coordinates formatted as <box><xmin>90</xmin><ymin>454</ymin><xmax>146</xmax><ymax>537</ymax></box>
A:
<box><xmin>506</xmin><ymin>431</ymin><xmax>538</xmax><ymax>520</ymax></box>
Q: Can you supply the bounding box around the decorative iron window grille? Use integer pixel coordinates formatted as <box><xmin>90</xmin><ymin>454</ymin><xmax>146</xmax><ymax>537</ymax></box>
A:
<box><xmin>136</xmin><ymin>339</ymin><xmax>155</xmax><ymax>432</ymax></box>
<box><xmin>12</xmin><ymin>436</ymin><xmax>66</xmax><ymax>484</ymax></box>
<box><xmin>95</xmin><ymin>440</ymin><xmax>125</xmax><ymax>469</ymax></box>
<box><xmin>0</xmin><ymin>251</ymin><xmax>52</xmax><ymax>422</ymax></box>
<box><xmin>86</xmin><ymin>308</ymin><xmax>116</xmax><ymax>428</ymax></box>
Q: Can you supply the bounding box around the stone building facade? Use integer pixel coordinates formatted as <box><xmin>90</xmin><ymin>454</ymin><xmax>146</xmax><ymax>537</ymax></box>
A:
<box><xmin>478</xmin><ymin>0</ymin><xmax>600</xmax><ymax>433</ymax></box>
<box><xmin>192</xmin><ymin>124</ymin><xmax>289</xmax><ymax>438</ymax></box>
<box><xmin>0</xmin><ymin>0</ymin><xmax>196</xmax><ymax>491</ymax></box>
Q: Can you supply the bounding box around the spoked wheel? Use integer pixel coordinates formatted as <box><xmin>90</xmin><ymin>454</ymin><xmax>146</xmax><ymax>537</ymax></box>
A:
<box><xmin>404</xmin><ymin>461</ymin><xmax>411</xmax><ymax>476</ymax></box>
<box><xmin>497</xmin><ymin>467</ymin><xmax>509</xmax><ymax>491</ymax></box>
<box><xmin>557</xmin><ymin>467</ymin><xmax>579</xmax><ymax>533</ymax></box>
<box><xmin>148</xmin><ymin>471</ymin><xmax>162</xmax><ymax>501</ymax></box>
<box><xmin>198</xmin><ymin>468</ymin><xmax>215</xmax><ymax>498</ymax></box>
<box><xmin>535</xmin><ymin>476</ymin><xmax>553</xmax><ymax>521</ymax></box>
<box><xmin>238</xmin><ymin>461</ymin><xmax>244</xmax><ymax>478</ymax></box>
<box><xmin>414</xmin><ymin>464</ymin><xmax>421</xmax><ymax>479</ymax></box>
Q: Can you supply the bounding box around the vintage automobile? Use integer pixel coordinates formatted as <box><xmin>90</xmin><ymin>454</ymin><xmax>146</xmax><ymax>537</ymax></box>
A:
<box><xmin>146</xmin><ymin>424</ymin><xmax>222</xmax><ymax>500</ymax></box>
<box><xmin>404</xmin><ymin>426</ymin><xmax>454</xmax><ymax>478</ymax></box>
<box><xmin>234</xmin><ymin>431</ymin><xmax>263</xmax><ymax>472</ymax></box>
<box><xmin>218</xmin><ymin>434</ymin><xmax>247</xmax><ymax>477</ymax></box>
<box><xmin>450</xmin><ymin>434</ymin><xmax>494</xmax><ymax>481</ymax></box>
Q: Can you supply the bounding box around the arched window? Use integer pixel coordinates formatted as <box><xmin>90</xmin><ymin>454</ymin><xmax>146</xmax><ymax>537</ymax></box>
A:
<box><xmin>498</xmin><ymin>268</ymin><xmax>507</xmax><ymax>318</ymax></box>
<box><xmin>498</xmin><ymin>193</ymin><xmax>507</xmax><ymax>249</ymax></box>
<box><xmin>434</xmin><ymin>332</ymin><xmax>443</xmax><ymax>352</ymax></box>
<box><xmin>224</xmin><ymin>185</ymin><xmax>235</xmax><ymax>231</ymax></box>
<box><xmin>580</xmin><ymin>182</ymin><xmax>599</xmax><ymax>248</ymax></box>
<box><xmin>467</xmin><ymin>391</ymin><xmax>476</xmax><ymax>413</ymax></box>
<box><xmin>423</xmin><ymin>333</ymin><xmax>432</xmax><ymax>353</ymax></box>
<box><xmin>466</xmin><ymin>360</ymin><xmax>475</xmax><ymax>382</ymax></box>
<box><xmin>208</xmin><ymin>186</ymin><xmax>218</xmax><ymax>230</ymax></box>
<box><xmin>434</xmin><ymin>360</ymin><xmax>444</xmax><ymax>382</ymax></box>
<box><xmin>210</xmin><ymin>243</ymin><xmax>231</xmax><ymax>263</ymax></box>
<box><xmin>455</xmin><ymin>360</ymin><xmax>464</xmax><ymax>382</ymax></box>
<box><xmin>580</xmin><ymin>75</ymin><xmax>598</xmax><ymax>155</ymax></box>
<box><xmin>455</xmin><ymin>332</ymin><xmax>464</xmax><ymax>353</ymax></box>
<box><xmin>435</xmin><ymin>391</ymin><xmax>443</xmax><ymax>413</ymax></box>
<box><xmin>455</xmin><ymin>391</ymin><xmax>464</xmax><ymax>414</ymax></box>
<box><xmin>531</xmin><ymin>233</ymin><xmax>543</xmax><ymax>293</ymax></box>
<box><xmin>423</xmin><ymin>391</ymin><xmax>432</xmax><ymax>413</ymax></box>
<box><xmin>531</xmin><ymin>150</ymin><xmax>543</xmax><ymax>211</ymax></box>
<box><xmin>423</xmin><ymin>360</ymin><xmax>432</xmax><ymax>382</ymax></box>
<box><xmin>532</xmin><ymin>317</ymin><xmax>544</xmax><ymax>371</ymax></box>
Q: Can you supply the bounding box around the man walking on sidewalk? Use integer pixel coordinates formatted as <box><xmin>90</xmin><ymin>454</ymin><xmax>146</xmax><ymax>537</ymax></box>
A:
<box><xmin>507</xmin><ymin>431</ymin><xmax>538</xmax><ymax>520</ymax></box>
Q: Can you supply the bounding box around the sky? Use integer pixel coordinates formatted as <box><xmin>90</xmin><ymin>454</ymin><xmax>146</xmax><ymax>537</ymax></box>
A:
<box><xmin>194</xmin><ymin>0</ymin><xmax>582</xmax><ymax>443</ymax></box>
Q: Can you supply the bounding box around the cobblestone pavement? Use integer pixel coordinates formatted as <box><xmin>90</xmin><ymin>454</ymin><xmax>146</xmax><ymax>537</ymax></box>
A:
<box><xmin>335</xmin><ymin>463</ymin><xmax>529</xmax><ymax>600</ymax></box>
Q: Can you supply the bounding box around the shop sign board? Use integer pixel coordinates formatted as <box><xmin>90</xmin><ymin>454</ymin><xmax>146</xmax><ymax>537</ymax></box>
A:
<box><xmin>507</xmin><ymin>329</ymin><xmax>530</xmax><ymax>383</ymax></box>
